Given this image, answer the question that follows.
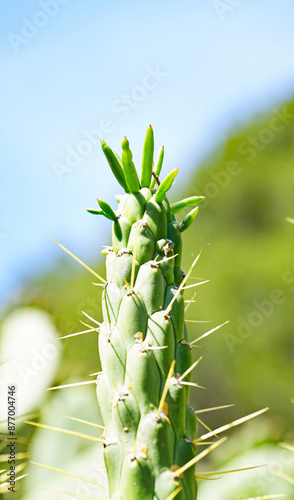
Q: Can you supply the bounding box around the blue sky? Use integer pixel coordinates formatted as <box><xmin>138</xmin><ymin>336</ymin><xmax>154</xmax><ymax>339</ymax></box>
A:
<box><xmin>1</xmin><ymin>0</ymin><xmax>294</xmax><ymax>306</ymax></box>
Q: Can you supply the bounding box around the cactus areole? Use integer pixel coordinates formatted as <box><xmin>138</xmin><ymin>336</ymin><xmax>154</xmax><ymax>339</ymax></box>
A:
<box><xmin>92</xmin><ymin>126</ymin><xmax>205</xmax><ymax>500</ymax></box>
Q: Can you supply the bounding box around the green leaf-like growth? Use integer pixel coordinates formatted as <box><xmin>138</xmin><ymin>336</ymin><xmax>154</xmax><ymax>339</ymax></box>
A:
<box><xmin>97</xmin><ymin>199</ymin><xmax>117</xmax><ymax>222</ymax></box>
<box><xmin>86</xmin><ymin>208</ymin><xmax>105</xmax><ymax>216</ymax></box>
<box><xmin>101</xmin><ymin>139</ymin><xmax>129</xmax><ymax>192</ymax></box>
<box><xmin>180</xmin><ymin>206</ymin><xmax>199</xmax><ymax>232</ymax></box>
<box><xmin>150</xmin><ymin>146</ymin><xmax>164</xmax><ymax>189</ymax></box>
<box><xmin>121</xmin><ymin>137</ymin><xmax>141</xmax><ymax>193</ymax></box>
<box><xmin>141</xmin><ymin>125</ymin><xmax>154</xmax><ymax>188</ymax></box>
<box><xmin>155</xmin><ymin>168</ymin><xmax>178</xmax><ymax>203</ymax></box>
<box><xmin>171</xmin><ymin>196</ymin><xmax>205</xmax><ymax>214</ymax></box>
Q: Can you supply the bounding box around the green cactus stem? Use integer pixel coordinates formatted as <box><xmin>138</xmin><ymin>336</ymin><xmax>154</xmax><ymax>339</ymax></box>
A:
<box><xmin>92</xmin><ymin>127</ymin><xmax>204</xmax><ymax>500</ymax></box>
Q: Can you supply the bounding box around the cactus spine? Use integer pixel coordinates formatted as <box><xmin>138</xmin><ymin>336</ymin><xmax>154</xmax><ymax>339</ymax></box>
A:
<box><xmin>93</xmin><ymin>126</ymin><xmax>205</xmax><ymax>500</ymax></box>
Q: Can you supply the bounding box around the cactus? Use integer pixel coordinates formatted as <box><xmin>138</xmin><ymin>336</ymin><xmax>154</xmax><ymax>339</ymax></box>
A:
<box><xmin>90</xmin><ymin>126</ymin><xmax>206</xmax><ymax>500</ymax></box>
<box><xmin>4</xmin><ymin>127</ymin><xmax>278</xmax><ymax>499</ymax></box>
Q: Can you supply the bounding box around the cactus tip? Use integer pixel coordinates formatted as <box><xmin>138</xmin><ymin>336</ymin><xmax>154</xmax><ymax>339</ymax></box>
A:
<box><xmin>122</xmin><ymin>136</ymin><xmax>129</xmax><ymax>149</ymax></box>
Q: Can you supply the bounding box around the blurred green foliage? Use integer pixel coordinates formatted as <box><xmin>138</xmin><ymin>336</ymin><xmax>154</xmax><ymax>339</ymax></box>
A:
<box><xmin>180</xmin><ymin>99</ymin><xmax>294</xmax><ymax>433</ymax></box>
<box><xmin>20</xmin><ymin>258</ymin><xmax>103</xmax><ymax>384</ymax></box>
